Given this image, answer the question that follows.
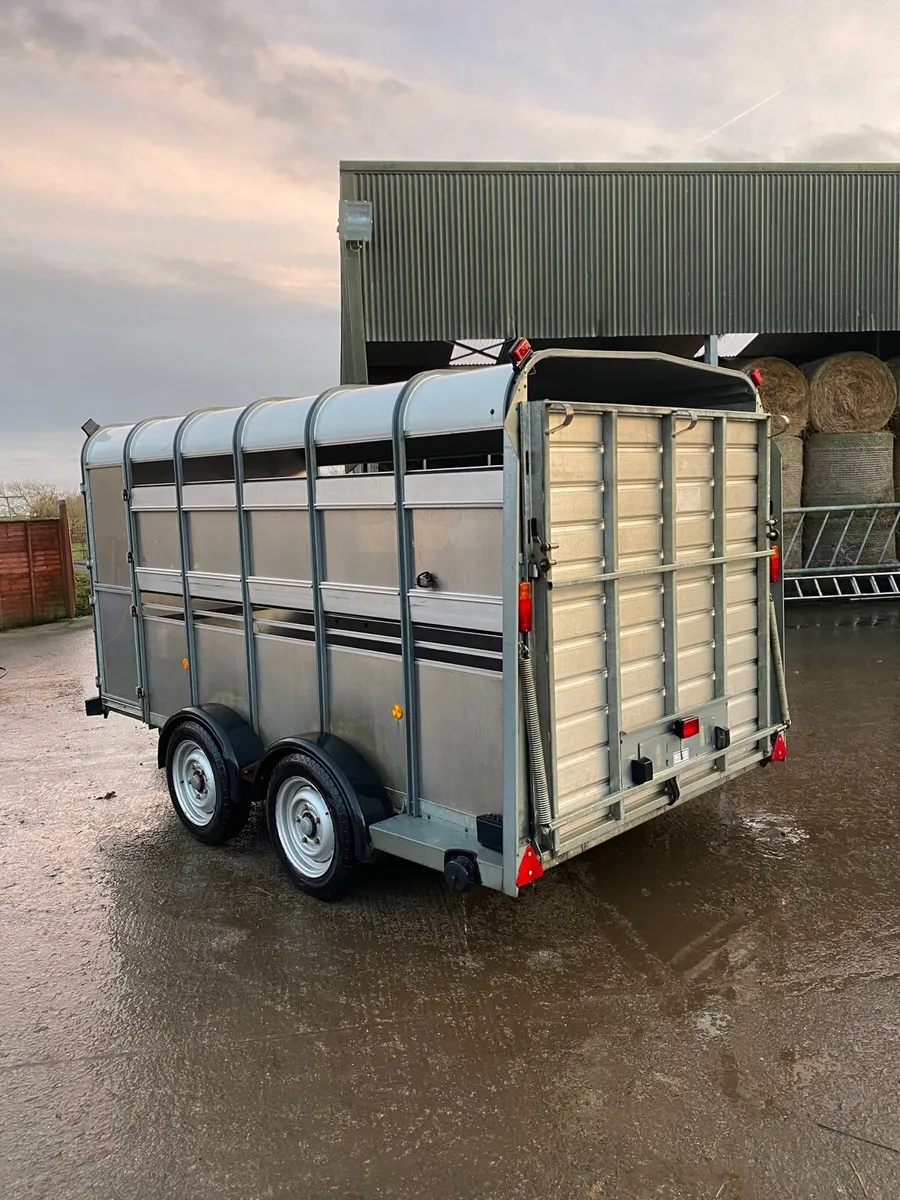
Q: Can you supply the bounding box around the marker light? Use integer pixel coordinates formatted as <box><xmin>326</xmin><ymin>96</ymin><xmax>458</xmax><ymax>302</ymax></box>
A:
<box><xmin>518</xmin><ymin>580</ymin><xmax>533</xmax><ymax>633</ymax></box>
<box><xmin>515</xmin><ymin>844</ymin><xmax>544</xmax><ymax>888</ymax></box>
<box><xmin>508</xmin><ymin>337</ymin><xmax>533</xmax><ymax>369</ymax></box>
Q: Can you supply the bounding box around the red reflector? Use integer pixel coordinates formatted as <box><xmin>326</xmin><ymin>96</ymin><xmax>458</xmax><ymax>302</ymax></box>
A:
<box><xmin>509</xmin><ymin>337</ymin><xmax>532</xmax><ymax>368</ymax></box>
<box><xmin>673</xmin><ymin>716</ymin><xmax>700</xmax><ymax>739</ymax></box>
<box><xmin>771</xmin><ymin>731</ymin><xmax>787</xmax><ymax>762</ymax></box>
<box><xmin>518</xmin><ymin>580</ymin><xmax>533</xmax><ymax>633</ymax></box>
<box><xmin>516</xmin><ymin>843</ymin><xmax>544</xmax><ymax>888</ymax></box>
<box><xmin>770</xmin><ymin>543</ymin><xmax>781</xmax><ymax>584</ymax></box>
<box><xmin>749</xmin><ymin>367</ymin><xmax>764</xmax><ymax>388</ymax></box>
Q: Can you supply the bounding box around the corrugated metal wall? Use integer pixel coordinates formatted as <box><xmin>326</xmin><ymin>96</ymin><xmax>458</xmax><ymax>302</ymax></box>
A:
<box><xmin>341</xmin><ymin>164</ymin><xmax>900</xmax><ymax>341</ymax></box>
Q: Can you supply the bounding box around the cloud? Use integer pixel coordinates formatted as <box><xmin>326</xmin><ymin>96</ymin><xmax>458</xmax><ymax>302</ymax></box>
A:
<box><xmin>0</xmin><ymin>250</ymin><xmax>339</xmax><ymax>486</ymax></box>
<box><xmin>2</xmin><ymin>0</ymin><xmax>900</xmax><ymax>487</ymax></box>
<box><xmin>796</xmin><ymin>125</ymin><xmax>900</xmax><ymax>161</ymax></box>
<box><xmin>0</xmin><ymin>0</ymin><xmax>162</xmax><ymax>63</ymax></box>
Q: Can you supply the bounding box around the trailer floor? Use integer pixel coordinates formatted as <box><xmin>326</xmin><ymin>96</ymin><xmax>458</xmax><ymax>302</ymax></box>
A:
<box><xmin>2</xmin><ymin>610</ymin><xmax>899</xmax><ymax>1200</ymax></box>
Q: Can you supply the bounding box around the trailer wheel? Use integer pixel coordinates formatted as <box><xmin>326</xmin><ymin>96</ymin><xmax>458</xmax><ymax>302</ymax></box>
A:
<box><xmin>266</xmin><ymin>752</ymin><xmax>358</xmax><ymax>901</ymax></box>
<box><xmin>165</xmin><ymin>720</ymin><xmax>251</xmax><ymax>845</ymax></box>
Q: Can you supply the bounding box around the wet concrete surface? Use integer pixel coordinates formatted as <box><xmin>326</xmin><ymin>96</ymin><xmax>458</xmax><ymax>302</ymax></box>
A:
<box><xmin>1</xmin><ymin>608</ymin><xmax>899</xmax><ymax>1199</ymax></box>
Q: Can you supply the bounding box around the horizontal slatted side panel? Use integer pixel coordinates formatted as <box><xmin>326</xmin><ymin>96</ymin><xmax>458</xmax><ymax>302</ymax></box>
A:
<box><xmin>674</xmin><ymin>420</ymin><xmax>716</xmax><ymax>711</ymax></box>
<box><xmin>725</xmin><ymin>422</ymin><xmax>761</xmax><ymax>757</ymax></box>
<box><xmin>617</xmin><ymin>415</ymin><xmax>665</xmax><ymax>730</ymax></box>
<box><xmin>547</xmin><ymin>414</ymin><xmax>610</xmax><ymax>815</ymax></box>
<box><xmin>0</xmin><ymin>519</ymin><xmax>66</xmax><ymax>630</ymax></box>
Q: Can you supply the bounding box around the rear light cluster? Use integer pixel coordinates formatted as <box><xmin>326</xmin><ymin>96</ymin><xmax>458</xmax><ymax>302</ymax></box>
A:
<box><xmin>749</xmin><ymin>367</ymin><xmax>764</xmax><ymax>388</ymax></box>
<box><xmin>673</xmin><ymin>716</ymin><xmax>700</xmax><ymax>740</ymax></box>
<box><xmin>770</xmin><ymin>543</ymin><xmax>781</xmax><ymax>584</ymax></box>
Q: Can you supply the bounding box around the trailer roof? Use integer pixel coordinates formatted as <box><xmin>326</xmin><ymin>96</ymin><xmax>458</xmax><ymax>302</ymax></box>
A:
<box><xmin>83</xmin><ymin>353</ymin><xmax>757</xmax><ymax>468</ymax></box>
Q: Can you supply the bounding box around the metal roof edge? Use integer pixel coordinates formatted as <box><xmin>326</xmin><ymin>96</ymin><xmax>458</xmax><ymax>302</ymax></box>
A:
<box><xmin>340</xmin><ymin>160</ymin><xmax>900</xmax><ymax>175</ymax></box>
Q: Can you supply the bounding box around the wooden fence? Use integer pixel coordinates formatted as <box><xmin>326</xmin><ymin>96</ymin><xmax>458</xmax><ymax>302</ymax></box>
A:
<box><xmin>0</xmin><ymin>501</ymin><xmax>77</xmax><ymax>631</ymax></box>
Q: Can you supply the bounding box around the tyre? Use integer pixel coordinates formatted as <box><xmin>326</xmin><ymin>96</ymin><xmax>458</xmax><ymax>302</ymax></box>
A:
<box><xmin>266</xmin><ymin>752</ymin><xmax>359</xmax><ymax>901</ymax></box>
<box><xmin>165</xmin><ymin>720</ymin><xmax>251</xmax><ymax>845</ymax></box>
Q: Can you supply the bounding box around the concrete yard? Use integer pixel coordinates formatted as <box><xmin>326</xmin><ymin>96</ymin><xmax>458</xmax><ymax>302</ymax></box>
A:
<box><xmin>1</xmin><ymin>610</ymin><xmax>899</xmax><ymax>1200</ymax></box>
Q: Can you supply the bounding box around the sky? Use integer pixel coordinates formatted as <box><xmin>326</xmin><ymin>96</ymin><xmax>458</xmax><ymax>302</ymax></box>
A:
<box><xmin>1</xmin><ymin>0</ymin><xmax>899</xmax><ymax>487</ymax></box>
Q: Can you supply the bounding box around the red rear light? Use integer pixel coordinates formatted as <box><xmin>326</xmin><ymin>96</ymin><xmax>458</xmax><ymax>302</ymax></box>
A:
<box><xmin>518</xmin><ymin>580</ymin><xmax>533</xmax><ymax>633</ymax></box>
<box><xmin>771</xmin><ymin>731</ymin><xmax>787</xmax><ymax>762</ymax></box>
<box><xmin>509</xmin><ymin>337</ymin><xmax>532</xmax><ymax>368</ymax></box>
<box><xmin>770</xmin><ymin>543</ymin><xmax>781</xmax><ymax>584</ymax></box>
<box><xmin>673</xmin><ymin>716</ymin><xmax>700</xmax><ymax>739</ymax></box>
<box><xmin>515</xmin><ymin>843</ymin><xmax>544</xmax><ymax>888</ymax></box>
<box><xmin>749</xmin><ymin>367</ymin><xmax>764</xmax><ymax>388</ymax></box>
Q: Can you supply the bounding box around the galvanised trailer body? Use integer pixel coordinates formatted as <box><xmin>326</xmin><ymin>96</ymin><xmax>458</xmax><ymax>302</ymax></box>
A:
<box><xmin>82</xmin><ymin>350</ymin><xmax>789</xmax><ymax>899</ymax></box>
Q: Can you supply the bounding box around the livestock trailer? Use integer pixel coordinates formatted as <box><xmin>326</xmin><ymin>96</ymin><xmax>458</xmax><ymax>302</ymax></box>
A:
<box><xmin>82</xmin><ymin>348</ymin><xmax>789</xmax><ymax>899</ymax></box>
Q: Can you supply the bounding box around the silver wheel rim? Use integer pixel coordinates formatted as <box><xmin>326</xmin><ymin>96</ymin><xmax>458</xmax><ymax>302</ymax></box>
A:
<box><xmin>171</xmin><ymin>739</ymin><xmax>218</xmax><ymax>827</ymax></box>
<box><xmin>274</xmin><ymin>778</ymin><xmax>335</xmax><ymax>880</ymax></box>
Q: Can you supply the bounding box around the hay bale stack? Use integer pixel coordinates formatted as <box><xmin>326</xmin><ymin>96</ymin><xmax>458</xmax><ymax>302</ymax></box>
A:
<box><xmin>775</xmin><ymin>434</ymin><xmax>804</xmax><ymax>568</ymax></box>
<box><xmin>742</xmin><ymin>358</ymin><xmax>808</xmax><ymax>435</ymax></box>
<box><xmin>804</xmin><ymin>353</ymin><xmax>896</xmax><ymax>433</ymax></box>
<box><xmin>802</xmin><ymin>432</ymin><xmax>894</xmax><ymax>567</ymax></box>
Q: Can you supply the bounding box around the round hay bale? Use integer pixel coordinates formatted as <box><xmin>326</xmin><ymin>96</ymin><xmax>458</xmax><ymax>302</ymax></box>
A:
<box><xmin>886</xmin><ymin>356</ymin><xmax>900</xmax><ymax>432</ymax></box>
<box><xmin>775</xmin><ymin>434</ymin><xmax>804</xmax><ymax>568</ymax></box>
<box><xmin>741</xmin><ymin>358</ymin><xmax>808</xmax><ymax>435</ymax></box>
<box><xmin>802</xmin><ymin>432</ymin><xmax>894</xmax><ymax>567</ymax></box>
<box><xmin>804</xmin><ymin>352</ymin><xmax>896</xmax><ymax>433</ymax></box>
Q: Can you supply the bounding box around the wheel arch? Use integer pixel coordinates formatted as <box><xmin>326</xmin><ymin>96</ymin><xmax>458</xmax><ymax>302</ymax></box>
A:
<box><xmin>253</xmin><ymin>733</ymin><xmax>393</xmax><ymax>863</ymax></box>
<box><xmin>157</xmin><ymin>705</ymin><xmax>265</xmax><ymax>791</ymax></box>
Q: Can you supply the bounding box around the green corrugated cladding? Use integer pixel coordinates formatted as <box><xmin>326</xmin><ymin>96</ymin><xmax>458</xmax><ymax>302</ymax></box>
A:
<box><xmin>340</xmin><ymin>163</ymin><xmax>900</xmax><ymax>340</ymax></box>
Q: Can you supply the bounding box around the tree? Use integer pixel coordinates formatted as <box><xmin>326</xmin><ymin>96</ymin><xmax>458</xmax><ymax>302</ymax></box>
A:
<box><xmin>0</xmin><ymin>478</ymin><xmax>87</xmax><ymax>555</ymax></box>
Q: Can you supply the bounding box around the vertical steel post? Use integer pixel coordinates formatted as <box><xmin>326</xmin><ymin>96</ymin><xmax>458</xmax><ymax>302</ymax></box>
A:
<box><xmin>123</xmin><ymin>420</ymin><xmax>154</xmax><ymax>722</ymax></box>
<box><xmin>304</xmin><ymin>390</ymin><xmax>342</xmax><ymax>734</ymax></box>
<box><xmin>501</xmin><ymin>387</ymin><xmax>525</xmax><ymax>895</ymax></box>
<box><xmin>712</xmin><ymin>416</ymin><xmax>728</xmax><ymax>768</ymax></box>
<box><xmin>173</xmin><ymin>412</ymin><xmax>200</xmax><ymax>707</ymax></box>
<box><xmin>661</xmin><ymin>413</ymin><xmax>678</xmax><ymax>714</ymax></box>
<box><xmin>704</xmin><ymin>335</ymin><xmax>719</xmax><ymax>366</ymax></box>
<box><xmin>80</xmin><ymin>438</ymin><xmax>104</xmax><ymax>691</ymax></box>
<box><xmin>602</xmin><ymin>410</ymin><xmax>624</xmax><ymax>806</ymax></box>
<box><xmin>391</xmin><ymin>373</ymin><xmax>438</xmax><ymax>817</ymax></box>
<box><xmin>233</xmin><ymin>398</ymin><xmax>275</xmax><ymax>733</ymax></box>
<box><xmin>755</xmin><ymin>417</ymin><xmax>771</xmax><ymax>753</ymax></box>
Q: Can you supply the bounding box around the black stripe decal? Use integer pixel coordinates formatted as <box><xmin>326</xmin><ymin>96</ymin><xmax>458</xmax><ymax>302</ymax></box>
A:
<box><xmin>327</xmin><ymin>631</ymin><xmax>402</xmax><ymax>656</ymax></box>
<box><xmin>416</xmin><ymin>646</ymin><xmax>503</xmax><ymax>673</ymax></box>
<box><xmin>255</xmin><ymin>622</ymin><xmax>316</xmax><ymax>642</ymax></box>
<box><xmin>413</xmin><ymin>624</ymin><xmax>502</xmax><ymax>653</ymax></box>
<box><xmin>324</xmin><ymin>613</ymin><xmax>401</xmax><ymax>639</ymax></box>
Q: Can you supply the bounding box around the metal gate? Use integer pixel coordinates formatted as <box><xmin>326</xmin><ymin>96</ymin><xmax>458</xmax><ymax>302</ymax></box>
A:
<box><xmin>783</xmin><ymin>503</ymin><xmax>900</xmax><ymax>600</ymax></box>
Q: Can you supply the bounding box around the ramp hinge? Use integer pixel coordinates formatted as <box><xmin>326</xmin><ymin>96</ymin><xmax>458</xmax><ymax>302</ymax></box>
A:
<box><xmin>130</xmin><ymin>604</ymin><xmax>137</xmax><ymax>617</ymax></box>
<box><xmin>122</xmin><ymin>488</ymin><xmax>129</xmax><ymax>502</ymax></box>
<box><xmin>126</xmin><ymin>550</ymin><xmax>134</xmax><ymax>564</ymax></box>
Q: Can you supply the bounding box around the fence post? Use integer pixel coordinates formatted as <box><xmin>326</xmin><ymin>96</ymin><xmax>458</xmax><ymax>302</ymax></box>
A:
<box><xmin>58</xmin><ymin>499</ymin><xmax>76</xmax><ymax>619</ymax></box>
<box><xmin>24</xmin><ymin>521</ymin><xmax>37</xmax><ymax>625</ymax></box>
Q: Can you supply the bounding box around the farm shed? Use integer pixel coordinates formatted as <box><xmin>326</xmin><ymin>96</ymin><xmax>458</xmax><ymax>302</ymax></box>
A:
<box><xmin>338</xmin><ymin>162</ymin><xmax>900</xmax><ymax>384</ymax></box>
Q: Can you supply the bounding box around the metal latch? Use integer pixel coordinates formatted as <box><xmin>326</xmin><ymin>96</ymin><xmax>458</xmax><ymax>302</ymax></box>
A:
<box><xmin>672</xmin><ymin>410</ymin><xmax>699</xmax><ymax>438</ymax></box>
